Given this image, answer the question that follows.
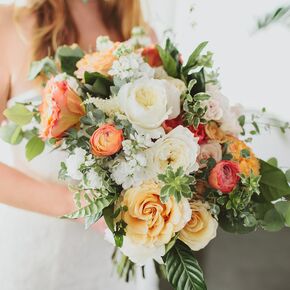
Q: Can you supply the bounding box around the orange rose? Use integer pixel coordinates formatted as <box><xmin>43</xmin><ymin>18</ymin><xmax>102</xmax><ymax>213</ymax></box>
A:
<box><xmin>142</xmin><ymin>45</ymin><xmax>162</xmax><ymax>67</ymax></box>
<box><xmin>90</xmin><ymin>124</ymin><xmax>123</xmax><ymax>157</ymax></box>
<box><xmin>208</xmin><ymin>160</ymin><xmax>240</xmax><ymax>193</ymax></box>
<box><xmin>39</xmin><ymin>78</ymin><xmax>85</xmax><ymax>140</ymax></box>
<box><xmin>226</xmin><ymin>136</ymin><xmax>260</xmax><ymax>176</ymax></box>
<box><xmin>205</xmin><ymin>121</ymin><xmax>227</xmax><ymax>143</ymax></box>
<box><xmin>75</xmin><ymin>43</ymin><xmax>119</xmax><ymax>79</ymax></box>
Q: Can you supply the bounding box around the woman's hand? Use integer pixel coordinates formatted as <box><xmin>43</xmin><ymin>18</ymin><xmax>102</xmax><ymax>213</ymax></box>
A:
<box><xmin>0</xmin><ymin>162</ymin><xmax>75</xmax><ymax>217</ymax></box>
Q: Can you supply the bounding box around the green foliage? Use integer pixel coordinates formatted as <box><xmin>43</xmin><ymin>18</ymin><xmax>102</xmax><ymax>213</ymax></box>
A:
<box><xmin>112</xmin><ymin>249</ymin><xmax>136</xmax><ymax>282</ymax></box>
<box><xmin>267</xmin><ymin>157</ymin><xmax>278</xmax><ymax>167</ymax></box>
<box><xmin>28</xmin><ymin>57</ymin><xmax>57</xmax><ymax>80</ymax></box>
<box><xmin>164</xmin><ymin>240</ymin><xmax>207</xmax><ymax>290</ymax></box>
<box><xmin>25</xmin><ymin>136</ymin><xmax>45</xmax><ymax>161</ymax></box>
<box><xmin>182</xmin><ymin>42</ymin><xmax>208</xmax><ymax>76</ymax></box>
<box><xmin>62</xmin><ymin>196</ymin><xmax>113</xmax><ymax>219</ymax></box>
<box><xmin>158</xmin><ymin>167</ymin><xmax>195</xmax><ymax>203</ymax></box>
<box><xmin>4</xmin><ymin>104</ymin><xmax>34</xmax><ymax>126</ymax></box>
<box><xmin>259</xmin><ymin>159</ymin><xmax>290</xmax><ymax>201</ymax></box>
<box><xmin>257</xmin><ymin>6</ymin><xmax>290</xmax><ymax>31</ymax></box>
<box><xmin>0</xmin><ymin>123</ymin><xmax>23</xmax><ymax>145</ymax></box>
<box><xmin>103</xmin><ymin>204</ymin><xmax>115</xmax><ymax>232</ymax></box>
<box><xmin>261</xmin><ymin>207</ymin><xmax>284</xmax><ymax>232</ymax></box>
<box><xmin>182</xmin><ymin>82</ymin><xmax>209</xmax><ymax>128</ymax></box>
<box><xmin>275</xmin><ymin>201</ymin><xmax>290</xmax><ymax>227</ymax></box>
<box><xmin>56</xmin><ymin>45</ymin><xmax>84</xmax><ymax>76</ymax></box>
<box><xmin>156</xmin><ymin>45</ymin><xmax>179</xmax><ymax>78</ymax></box>
<box><xmin>83</xmin><ymin>71</ymin><xmax>113</xmax><ymax>97</ymax></box>
<box><xmin>286</xmin><ymin>169</ymin><xmax>290</xmax><ymax>183</ymax></box>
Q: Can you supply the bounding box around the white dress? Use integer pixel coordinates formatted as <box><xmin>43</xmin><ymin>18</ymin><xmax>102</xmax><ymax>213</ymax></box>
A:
<box><xmin>0</xmin><ymin>90</ymin><xmax>159</xmax><ymax>290</ymax></box>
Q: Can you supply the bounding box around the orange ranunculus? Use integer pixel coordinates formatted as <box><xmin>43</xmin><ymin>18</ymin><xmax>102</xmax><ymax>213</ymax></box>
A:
<box><xmin>75</xmin><ymin>43</ymin><xmax>119</xmax><ymax>80</ymax></box>
<box><xmin>142</xmin><ymin>45</ymin><xmax>162</xmax><ymax>67</ymax></box>
<box><xmin>39</xmin><ymin>78</ymin><xmax>85</xmax><ymax>140</ymax></box>
<box><xmin>208</xmin><ymin>160</ymin><xmax>240</xmax><ymax>193</ymax></box>
<box><xmin>226</xmin><ymin>136</ymin><xmax>260</xmax><ymax>176</ymax></box>
<box><xmin>90</xmin><ymin>124</ymin><xmax>123</xmax><ymax>157</ymax></box>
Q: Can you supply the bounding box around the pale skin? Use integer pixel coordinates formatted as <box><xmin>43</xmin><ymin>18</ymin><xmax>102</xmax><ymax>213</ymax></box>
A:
<box><xmin>0</xmin><ymin>0</ymin><xmax>123</xmax><ymax>217</ymax></box>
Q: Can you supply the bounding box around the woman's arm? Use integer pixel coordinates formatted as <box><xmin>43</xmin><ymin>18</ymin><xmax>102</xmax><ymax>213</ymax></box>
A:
<box><xmin>0</xmin><ymin>163</ymin><xmax>76</xmax><ymax>216</ymax></box>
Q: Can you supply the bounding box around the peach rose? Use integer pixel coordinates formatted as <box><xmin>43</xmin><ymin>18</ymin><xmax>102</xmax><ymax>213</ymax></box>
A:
<box><xmin>39</xmin><ymin>77</ymin><xmax>85</xmax><ymax>140</ymax></box>
<box><xmin>75</xmin><ymin>43</ymin><xmax>119</xmax><ymax>79</ymax></box>
<box><xmin>121</xmin><ymin>181</ymin><xmax>191</xmax><ymax>247</ymax></box>
<box><xmin>142</xmin><ymin>45</ymin><xmax>162</xmax><ymax>67</ymax></box>
<box><xmin>197</xmin><ymin>141</ymin><xmax>222</xmax><ymax>168</ymax></box>
<box><xmin>179</xmin><ymin>201</ymin><xmax>218</xmax><ymax>251</ymax></box>
<box><xmin>208</xmin><ymin>160</ymin><xmax>240</xmax><ymax>193</ymax></box>
<box><xmin>90</xmin><ymin>124</ymin><xmax>123</xmax><ymax>157</ymax></box>
<box><xmin>205</xmin><ymin>121</ymin><xmax>227</xmax><ymax>143</ymax></box>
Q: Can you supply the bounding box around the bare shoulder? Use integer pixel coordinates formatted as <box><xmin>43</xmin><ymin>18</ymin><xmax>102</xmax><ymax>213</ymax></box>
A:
<box><xmin>0</xmin><ymin>4</ymin><xmax>14</xmax><ymax>29</ymax></box>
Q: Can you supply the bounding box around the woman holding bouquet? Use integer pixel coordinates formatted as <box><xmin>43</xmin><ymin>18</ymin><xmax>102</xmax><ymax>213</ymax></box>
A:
<box><xmin>0</xmin><ymin>1</ymin><xmax>157</xmax><ymax>289</ymax></box>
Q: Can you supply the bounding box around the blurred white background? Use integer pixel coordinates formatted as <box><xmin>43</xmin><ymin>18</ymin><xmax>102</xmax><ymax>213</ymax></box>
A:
<box><xmin>1</xmin><ymin>0</ymin><xmax>290</xmax><ymax>167</ymax></box>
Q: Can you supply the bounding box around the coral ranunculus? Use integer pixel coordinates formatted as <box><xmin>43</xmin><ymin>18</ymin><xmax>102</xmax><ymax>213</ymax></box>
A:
<box><xmin>208</xmin><ymin>160</ymin><xmax>240</xmax><ymax>193</ymax></box>
<box><xmin>90</xmin><ymin>124</ymin><xmax>123</xmax><ymax>157</ymax></box>
<box><xmin>142</xmin><ymin>45</ymin><xmax>162</xmax><ymax>67</ymax></box>
<box><xmin>40</xmin><ymin>78</ymin><xmax>85</xmax><ymax>140</ymax></box>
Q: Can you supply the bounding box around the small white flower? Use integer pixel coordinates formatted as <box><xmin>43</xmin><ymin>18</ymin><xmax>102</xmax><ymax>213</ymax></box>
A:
<box><xmin>109</xmin><ymin>53</ymin><xmax>154</xmax><ymax>82</ymax></box>
<box><xmin>85</xmin><ymin>96</ymin><xmax>121</xmax><ymax>117</ymax></box>
<box><xmin>66</xmin><ymin>148</ymin><xmax>87</xmax><ymax>180</ymax></box>
<box><xmin>96</xmin><ymin>36</ymin><xmax>114</xmax><ymax>52</ymax></box>
<box><xmin>84</xmin><ymin>169</ymin><xmax>103</xmax><ymax>189</ymax></box>
<box><xmin>54</xmin><ymin>73</ymin><xmax>80</xmax><ymax>94</ymax></box>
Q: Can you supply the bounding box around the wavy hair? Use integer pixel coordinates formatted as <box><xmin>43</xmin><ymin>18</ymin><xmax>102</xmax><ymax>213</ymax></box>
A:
<box><xmin>15</xmin><ymin>0</ymin><xmax>145</xmax><ymax>60</ymax></box>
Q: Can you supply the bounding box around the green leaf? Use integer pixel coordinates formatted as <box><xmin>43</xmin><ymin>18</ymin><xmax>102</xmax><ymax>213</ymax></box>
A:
<box><xmin>261</xmin><ymin>208</ymin><xmax>284</xmax><ymax>232</ymax></box>
<box><xmin>25</xmin><ymin>136</ymin><xmax>45</xmax><ymax>161</ymax></box>
<box><xmin>156</xmin><ymin>45</ymin><xmax>178</xmax><ymax>78</ymax></box>
<box><xmin>267</xmin><ymin>157</ymin><xmax>278</xmax><ymax>167</ymax></box>
<box><xmin>4</xmin><ymin>104</ymin><xmax>34</xmax><ymax>126</ymax></box>
<box><xmin>164</xmin><ymin>240</ymin><xmax>207</xmax><ymax>290</ymax></box>
<box><xmin>183</xmin><ymin>42</ymin><xmax>208</xmax><ymax>74</ymax></box>
<box><xmin>240</xmin><ymin>149</ymin><xmax>250</xmax><ymax>158</ymax></box>
<box><xmin>0</xmin><ymin>123</ymin><xmax>23</xmax><ymax>145</ymax></box>
<box><xmin>194</xmin><ymin>93</ymin><xmax>210</xmax><ymax>101</ymax></box>
<box><xmin>62</xmin><ymin>196</ymin><xmax>113</xmax><ymax>219</ymax></box>
<box><xmin>285</xmin><ymin>169</ymin><xmax>290</xmax><ymax>183</ymax></box>
<box><xmin>103</xmin><ymin>204</ymin><xmax>115</xmax><ymax>232</ymax></box>
<box><xmin>259</xmin><ymin>159</ymin><xmax>290</xmax><ymax>201</ymax></box>
<box><xmin>28</xmin><ymin>57</ymin><xmax>57</xmax><ymax>80</ymax></box>
<box><xmin>275</xmin><ymin>201</ymin><xmax>290</xmax><ymax>226</ymax></box>
<box><xmin>56</xmin><ymin>45</ymin><xmax>84</xmax><ymax>76</ymax></box>
<box><xmin>84</xmin><ymin>71</ymin><xmax>113</xmax><ymax>97</ymax></box>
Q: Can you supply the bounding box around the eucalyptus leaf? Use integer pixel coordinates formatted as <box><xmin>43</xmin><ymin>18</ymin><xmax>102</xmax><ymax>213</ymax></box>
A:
<box><xmin>4</xmin><ymin>104</ymin><xmax>34</xmax><ymax>126</ymax></box>
<box><xmin>261</xmin><ymin>208</ymin><xmax>284</xmax><ymax>232</ymax></box>
<box><xmin>164</xmin><ymin>240</ymin><xmax>207</xmax><ymax>290</ymax></box>
<box><xmin>0</xmin><ymin>123</ymin><xmax>23</xmax><ymax>145</ymax></box>
<box><xmin>28</xmin><ymin>57</ymin><xmax>57</xmax><ymax>80</ymax></box>
<box><xmin>25</xmin><ymin>136</ymin><xmax>45</xmax><ymax>161</ymax></box>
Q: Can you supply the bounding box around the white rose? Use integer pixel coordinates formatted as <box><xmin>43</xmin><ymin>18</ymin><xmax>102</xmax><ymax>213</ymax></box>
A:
<box><xmin>179</xmin><ymin>201</ymin><xmax>218</xmax><ymax>251</ymax></box>
<box><xmin>118</xmin><ymin>77</ymin><xmax>181</xmax><ymax>132</ymax></box>
<box><xmin>146</xmin><ymin>126</ymin><xmax>200</xmax><ymax>176</ymax></box>
<box><xmin>166</xmin><ymin>77</ymin><xmax>187</xmax><ymax>95</ymax></box>
<box><xmin>105</xmin><ymin>229</ymin><xmax>165</xmax><ymax>266</ymax></box>
<box><xmin>197</xmin><ymin>141</ymin><xmax>222</xmax><ymax>168</ymax></box>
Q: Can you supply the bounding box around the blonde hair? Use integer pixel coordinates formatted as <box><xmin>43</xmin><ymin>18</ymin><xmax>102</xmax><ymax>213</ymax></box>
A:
<box><xmin>15</xmin><ymin>0</ymin><xmax>145</xmax><ymax>60</ymax></box>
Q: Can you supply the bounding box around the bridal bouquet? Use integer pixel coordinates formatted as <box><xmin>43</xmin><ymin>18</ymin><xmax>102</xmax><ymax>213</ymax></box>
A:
<box><xmin>2</xmin><ymin>28</ymin><xmax>290</xmax><ymax>290</ymax></box>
